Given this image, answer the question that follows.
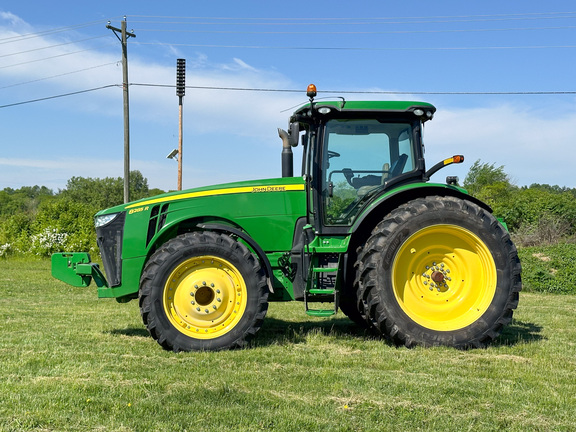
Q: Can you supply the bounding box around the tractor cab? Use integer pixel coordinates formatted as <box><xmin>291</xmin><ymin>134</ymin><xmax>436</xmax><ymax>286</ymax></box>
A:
<box><xmin>280</xmin><ymin>85</ymin><xmax>437</xmax><ymax>234</ymax></box>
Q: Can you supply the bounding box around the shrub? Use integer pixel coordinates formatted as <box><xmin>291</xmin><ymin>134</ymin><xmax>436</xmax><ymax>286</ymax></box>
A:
<box><xmin>0</xmin><ymin>213</ymin><xmax>33</xmax><ymax>255</ymax></box>
<box><xmin>0</xmin><ymin>243</ymin><xmax>10</xmax><ymax>258</ymax></box>
<box><xmin>33</xmin><ymin>199</ymin><xmax>98</xmax><ymax>255</ymax></box>
<box><xmin>513</xmin><ymin>213</ymin><xmax>572</xmax><ymax>247</ymax></box>
<box><xmin>29</xmin><ymin>228</ymin><xmax>69</xmax><ymax>256</ymax></box>
<box><xmin>518</xmin><ymin>243</ymin><xmax>576</xmax><ymax>294</ymax></box>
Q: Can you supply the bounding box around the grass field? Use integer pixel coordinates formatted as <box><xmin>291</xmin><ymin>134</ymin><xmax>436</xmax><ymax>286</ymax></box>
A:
<box><xmin>1</xmin><ymin>258</ymin><xmax>575</xmax><ymax>432</ymax></box>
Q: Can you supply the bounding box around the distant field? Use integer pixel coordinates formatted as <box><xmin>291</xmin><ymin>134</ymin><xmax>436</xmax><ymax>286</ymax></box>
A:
<box><xmin>1</xmin><ymin>258</ymin><xmax>575</xmax><ymax>431</ymax></box>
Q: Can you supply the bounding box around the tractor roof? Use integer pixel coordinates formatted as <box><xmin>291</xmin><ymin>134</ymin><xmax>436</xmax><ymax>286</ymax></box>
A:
<box><xmin>292</xmin><ymin>100</ymin><xmax>436</xmax><ymax>120</ymax></box>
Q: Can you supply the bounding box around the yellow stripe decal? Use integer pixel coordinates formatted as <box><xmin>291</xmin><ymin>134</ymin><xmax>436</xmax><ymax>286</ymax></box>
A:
<box><xmin>125</xmin><ymin>183</ymin><xmax>305</xmax><ymax>209</ymax></box>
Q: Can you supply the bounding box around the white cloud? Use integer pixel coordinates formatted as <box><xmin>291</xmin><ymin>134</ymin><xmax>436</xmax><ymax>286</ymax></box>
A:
<box><xmin>425</xmin><ymin>104</ymin><xmax>576</xmax><ymax>188</ymax></box>
<box><xmin>0</xmin><ymin>11</ymin><xmax>28</xmax><ymax>28</ymax></box>
<box><xmin>0</xmin><ymin>12</ymin><xmax>302</xmax><ymax>137</ymax></box>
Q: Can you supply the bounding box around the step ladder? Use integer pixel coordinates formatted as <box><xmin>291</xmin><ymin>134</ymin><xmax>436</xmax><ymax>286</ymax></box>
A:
<box><xmin>305</xmin><ymin>266</ymin><xmax>339</xmax><ymax>317</ymax></box>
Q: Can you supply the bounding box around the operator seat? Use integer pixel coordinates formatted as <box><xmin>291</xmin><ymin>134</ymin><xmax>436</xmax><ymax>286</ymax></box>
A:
<box><xmin>357</xmin><ymin>162</ymin><xmax>391</xmax><ymax>197</ymax></box>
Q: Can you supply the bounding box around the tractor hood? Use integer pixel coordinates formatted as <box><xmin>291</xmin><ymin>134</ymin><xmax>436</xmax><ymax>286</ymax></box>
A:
<box><xmin>95</xmin><ymin>177</ymin><xmax>306</xmax><ymax>218</ymax></box>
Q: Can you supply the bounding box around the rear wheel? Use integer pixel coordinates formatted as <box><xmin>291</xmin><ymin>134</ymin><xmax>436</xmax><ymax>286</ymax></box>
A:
<box><xmin>139</xmin><ymin>231</ymin><xmax>268</xmax><ymax>352</ymax></box>
<box><xmin>355</xmin><ymin>196</ymin><xmax>521</xmax><ymax>348</ymax></box>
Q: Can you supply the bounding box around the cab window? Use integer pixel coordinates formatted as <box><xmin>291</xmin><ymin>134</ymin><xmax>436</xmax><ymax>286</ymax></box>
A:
<box><xmin>323</xmin><ymin>119</ymin><xmax>415</xmax><ymax>225</ymax></box>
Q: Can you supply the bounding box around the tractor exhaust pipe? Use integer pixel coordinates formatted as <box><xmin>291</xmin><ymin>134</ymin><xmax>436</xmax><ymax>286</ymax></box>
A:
<box><xmin>278</xmin><ymin>127</ymin><xmax>295</xmax><ymax>178</ymax></box>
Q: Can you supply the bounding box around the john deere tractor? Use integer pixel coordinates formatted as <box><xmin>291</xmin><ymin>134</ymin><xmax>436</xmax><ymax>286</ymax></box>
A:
<box><xmin>52</xmin><ymin>85</ymin><xmax>521</xmax><ymax>352</ymax></box>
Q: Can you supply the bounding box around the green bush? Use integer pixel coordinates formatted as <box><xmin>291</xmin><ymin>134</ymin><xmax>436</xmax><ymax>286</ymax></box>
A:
<box><xmin>518</xmin><ymin>243</ymin><xmax>576</xmax><ymax>294</ymax></box>
<box><xmin>0</xmin><ymin>213</ymin><xmax>33</xmax><ymax>256</ymax></box>
<box><xmin>32</xmin><ymin>199</ymin><xmax>99</xmax><ymax>256</ymax></box>
<box><xmin>0</xmin><ymin>199</ymin><xmax>98</xmax><ymax>257</ymax></box>
<box><xmin>0</xmin><ymin>172</ymin><xmax>165</xmax><ymax>258</ymax></box>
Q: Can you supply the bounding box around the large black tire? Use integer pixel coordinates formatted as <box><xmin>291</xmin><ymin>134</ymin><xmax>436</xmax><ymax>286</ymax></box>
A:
<box><xmin>355</xmin><ymin>196</ymin><xmax>521</xmax><ymax>348</ymax></box>
<box><xmin>339</xmin><ymin>291</ymin><xmax>371</xmax><ymax>329</ymax></box>
<box><xmin>139</xmin><ymin>231</ymin><xmax>268</xmax><ymax>352</ymax></box>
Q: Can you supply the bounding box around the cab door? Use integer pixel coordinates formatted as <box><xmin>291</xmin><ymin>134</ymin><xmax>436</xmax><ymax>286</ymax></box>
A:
<box><xmin>319</xmin><ymin>118</ymin><xmax>417</xmax><ymax>230</ymax></box>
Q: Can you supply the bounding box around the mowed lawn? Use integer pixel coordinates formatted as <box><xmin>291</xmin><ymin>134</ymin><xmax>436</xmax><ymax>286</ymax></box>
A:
<box><xmin>1</xmin><ymin>258</ymin><xmax>575</xmax><ymax>432</ymax></box>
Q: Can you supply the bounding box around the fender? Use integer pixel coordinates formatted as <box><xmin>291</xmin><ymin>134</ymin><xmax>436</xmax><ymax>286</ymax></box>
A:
<box><xmin>197</xmin><ymin>223</ymin><xmax>275</xmax><ymax>293</ymax></box>
<box><xmin>351</xmin><ymin>182</ymin><xmax>492</xmax><ymax>235</ymax></box>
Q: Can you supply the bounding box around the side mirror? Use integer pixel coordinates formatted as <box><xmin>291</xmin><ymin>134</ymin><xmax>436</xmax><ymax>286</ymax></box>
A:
<box><xmin>288</xmin><ymin>122</ymin><xmax>299</xmax><ymax>147</ymax></box>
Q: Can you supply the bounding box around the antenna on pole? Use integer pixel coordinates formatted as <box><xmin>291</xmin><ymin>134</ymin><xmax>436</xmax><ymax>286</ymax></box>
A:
<box><xmin>176</xmin><ymin>58</ymin><xmax>186</xmax><ymax>191</ymax></box>
<box><xmin>107</xmin><ymin>16</ymin><xmax>136</xmax><ymax>203</ymax></box>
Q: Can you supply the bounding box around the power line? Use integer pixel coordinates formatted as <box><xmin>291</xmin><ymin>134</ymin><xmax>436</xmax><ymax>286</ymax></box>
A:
<box><xmin>130</xmin><ymin>82</ymin><xmax>576</xmax><ymax>95</ymax></box>
<box><xmin>2</xmin><ymin>82</ymin><xmax>575</xmax><ymax>110</ymax></box>
<box><xmin>0</xmin><ymin>62</ymin><xmax>119</xmax><ymax>90</ymax></box>
<box><xmin>134</xmin><ymin>25</ymin><xmax>576</xmax><ymax>36</ymax></box>
<box><xmin>0</xmin><ymin>35</ymin><xmax>111</xmax><ymax>59</ymax></box>
<box><xmin>129</xmin><ymin>11</ymin><xmax>576</xmax><ymax>23</ymax></box>
<box><xmin>0</xmin><ymin>18</ymin><xmax>120</xmax><ymax>44</ymax></box>
<box><xmin>130</xmin><ymin>17</ymin><xmax>576</xmax><ymax>27</ymax></box>
<box><xmin>134</xmin><ymin>41</ymin><xmax>576</xmax><ymax>51</ymax></box>
<box><xmin>0</xmin><ymin>84</ymin><xmax>119</xmax><ymax>109</ymax></box>
<box><xmin>0</xmin><ymin>42</ymin><xmax>117</xmax><ymax>70</ymax></box>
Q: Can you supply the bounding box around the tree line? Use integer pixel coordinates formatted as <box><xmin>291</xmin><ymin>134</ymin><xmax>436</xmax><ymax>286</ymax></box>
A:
<box><xmin>1</xmin><ymin>162</ymin><xmax>575</xmax><ymax>258</ymax></box>
<box><xmin>0</xmin><ymin>171</ymin><xmax>163</xmax><ymax>257</ymax></box>
<box><xmin>463</xmin><ymin>160</ymin><xmax>576</xmax><ymax>246</ymax></box>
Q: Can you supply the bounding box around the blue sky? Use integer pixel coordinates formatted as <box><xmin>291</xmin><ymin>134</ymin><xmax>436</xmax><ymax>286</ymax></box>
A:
<box><xmin>1</xmin><ymin>0</ymin><xmax>576</xmax><ymax>192</ymax></box>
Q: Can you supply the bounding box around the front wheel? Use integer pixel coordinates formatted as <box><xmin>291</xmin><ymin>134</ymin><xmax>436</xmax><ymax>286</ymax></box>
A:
<box><xmin>139</xmin><ymin>231</ymin><xmax>268</xmax><ymax>352</ymax></box>
<box><xmin>355</xmin><ymin>196</ymin><xmax>521</xmax><ymax>348</ymax></box>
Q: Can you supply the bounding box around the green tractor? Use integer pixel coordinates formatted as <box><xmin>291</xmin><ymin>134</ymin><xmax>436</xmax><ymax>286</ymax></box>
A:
<box><xmin>52</xmin><ymin>85</ymin><xmax>521</xmax><ymax>352</ymax></box>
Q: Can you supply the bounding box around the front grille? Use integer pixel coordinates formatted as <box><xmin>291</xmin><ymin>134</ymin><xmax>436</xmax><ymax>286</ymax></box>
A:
<box><xmin>96</xmin><ymin>212</ymin><xmax>126</xmax><ymax>287</ymax></box>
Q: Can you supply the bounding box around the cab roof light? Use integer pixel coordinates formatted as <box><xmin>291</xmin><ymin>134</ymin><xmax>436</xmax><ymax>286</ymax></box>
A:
<box><xmin>306</xmin><ymin>84</ymin><xmax>317</xmax><ymax>99</ymax></box>
<box><xmin>413</xmin><ymin>108</ymin><xmax>434</xmax><ymax>120</ymax></box>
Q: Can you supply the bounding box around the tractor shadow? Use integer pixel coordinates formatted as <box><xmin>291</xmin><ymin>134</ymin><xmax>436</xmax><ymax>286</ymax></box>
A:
<box><xmin>255</xmin><ymin>317</ymin><xmax>544</xmax><ymax>349</ymax></box>
<box><xmin>491</xmin><ymin>319</ymin><xmax>544</xmax><ymax>347</ymax></box>
<box><xmin>256</xmin><ymin>316</ymin><xmax>374</xmax><ymax>346</ymax></box>
<box><xmin>107</xmin><ymin>327</ymin><xmax>150</xmax><ymax>338</ymax></box>
<box><xmin>106</xmin><ymin>318</ymin><xmax>544</xmax><ymax>350</ymax></box>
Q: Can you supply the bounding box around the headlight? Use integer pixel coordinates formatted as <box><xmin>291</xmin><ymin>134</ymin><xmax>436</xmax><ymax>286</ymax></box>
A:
<box><xmin>95</xmin><ymin>213</ymin><xmax>120</xmax><ymax>228</ymax></box>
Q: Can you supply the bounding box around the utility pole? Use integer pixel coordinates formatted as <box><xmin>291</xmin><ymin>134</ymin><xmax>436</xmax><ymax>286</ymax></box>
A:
<box><xmin>107</xmin><ymin>17</ymin><xmax>136</xmax><ymax>203</ymax></box>
<box><xmin>176</xmin><ymin>59</ymin><xmax>186</xmax><ymax>191</ymax></box>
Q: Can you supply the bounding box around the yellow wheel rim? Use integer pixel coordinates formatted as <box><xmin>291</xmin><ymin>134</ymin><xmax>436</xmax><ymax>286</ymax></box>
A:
<box><xmin>163</xmin><ymin>255</ymin><xmax>248</xmax><ymax>339</ymax></box>
<box><xmin>392</xmin><ymin>224</ymin><xmax>497</xmax><ymax>331</ymax></box>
